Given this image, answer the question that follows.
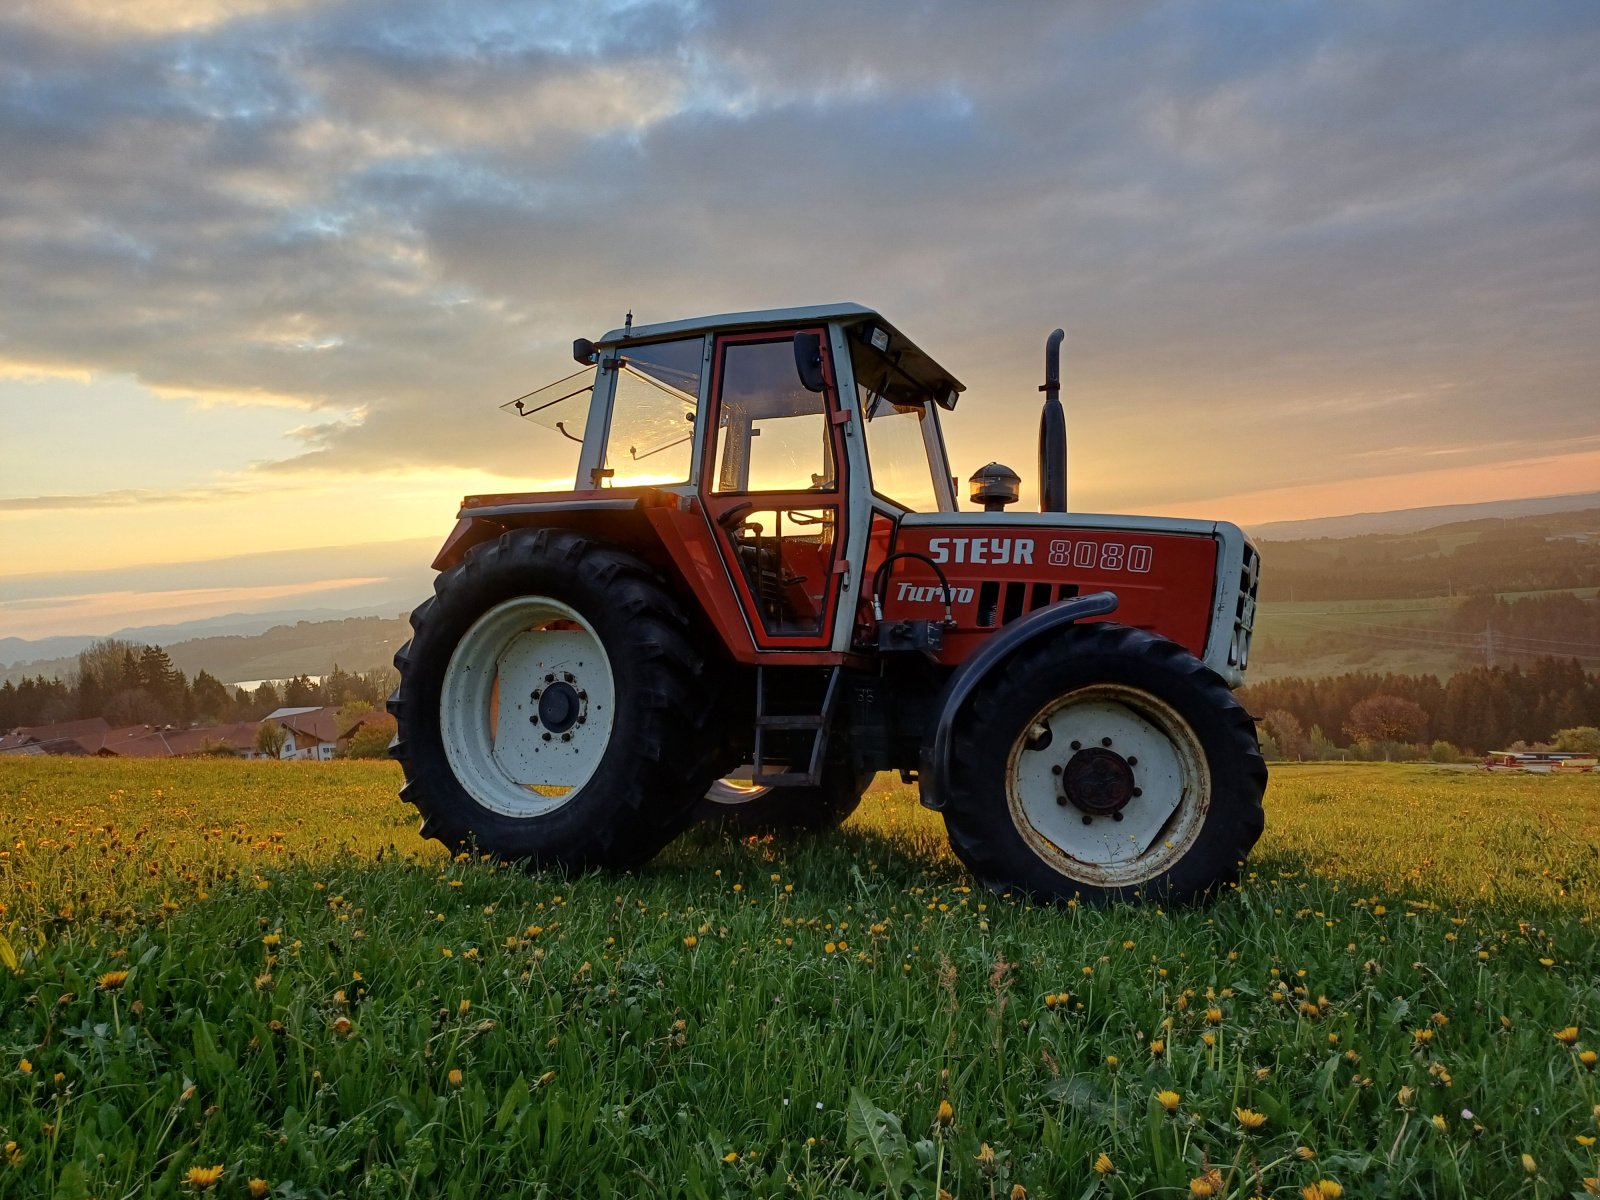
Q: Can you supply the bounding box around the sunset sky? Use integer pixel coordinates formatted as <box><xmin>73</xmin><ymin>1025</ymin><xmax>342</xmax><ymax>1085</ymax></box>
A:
<box><xmin>3</xmin><ymin>1</ymin><xmax>1598</xmax><ymax>641</ymax></box>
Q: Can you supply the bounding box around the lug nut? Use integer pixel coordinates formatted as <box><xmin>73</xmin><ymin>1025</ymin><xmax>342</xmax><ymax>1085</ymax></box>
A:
<box><xmin>563</xmin><ymin>672</ymin><xmax>575</xmax><ymax>683</ymax></box>
<box><xmin>528</xmin><ymin>715</ymin><xmax>538</xmax><ymax>725</ymax></box>
<box><xmin>532</xmin><ymin>689</ymin><xmax>542</xmax><ymax>700</ymax></box>
<box><xmin>1112</xmin><ymin>812</ymin><xmax>1123</xmax><ymax>822</ymax></box>
<box><xmin>1081</xmin><ymin>815</ymin><xmax>1093</xmax><ymax>825</ymax></box>
<box><xmin>542</xmin><ymin>732</ymin><xmax>552</xmax><ymax>742</ymax></box>
<box><xmin>1051</xmin><ymin>764</ymin><xmax>1063</xmax><ymax>775</ymax></box>
<box><xmin>1056</xmin><ymin>795</ymin><xmax>1068</xmax><ymax>806</ymax></box>
<box><xmin>1127</xmin><ymin>756</ymin><xmax>1137</xmax><ymax>765</ymax></box>
<box><xmin>1132</xmin><ymin>787</ymin><xmax>1142</xmax><ymax>797</ymax></box>
<box><xmin>544</xmin><ymin>674</ymin><xmax>555</xmax><ymax>683</ymax></box>
<box><xmin>577</xmin><ymin>715</ymin><xmax>586</xmax><ymax>725</ymax></box>
<box><xmin>1070</xmin><ymin>740</ymin><xmax>1082</xmax><ymax>751</ymax></box>
<box><xmin>561</xmin><ymin>732</ymin><xmax>572</xmax><ymax>742</ymax></box>
<box><xmin>1101</xmin><ymin>737</ymin><xmax>1113</xmax><ymax>747</ymax></box>
<box><xmin>577</xmin><ymin>690</ymin><xmax>587</xmax><ymax>701</ymax></box>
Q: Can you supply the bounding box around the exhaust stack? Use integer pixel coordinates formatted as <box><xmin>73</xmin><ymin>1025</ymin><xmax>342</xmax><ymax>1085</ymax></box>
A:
<box><xmin>1038</xmin><ymin>327</ymin><xmax>1067</xmax><ymax>512</ymax></box>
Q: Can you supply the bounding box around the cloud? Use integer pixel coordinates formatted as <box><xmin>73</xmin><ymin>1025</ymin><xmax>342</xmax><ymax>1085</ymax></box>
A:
<box><xmin>0</xmin><ymin>0</ymin><xmax>1596</xmax><ymax>510</ymax></box>
<box><xmin>0</xmin><ymin>483</ymin><xmax>281</xmax><ymax>511</ymax></box>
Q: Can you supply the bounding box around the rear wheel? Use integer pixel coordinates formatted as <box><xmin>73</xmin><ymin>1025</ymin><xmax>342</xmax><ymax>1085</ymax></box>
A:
<box><xmin>939</xmin><ymin>623</ymin><xmax>1265</xmax><ymax>904</ymax></box>
<box><xmin>696</xmin><ymin>763</ymin><xmax>871</xmax><ymax>832</ymax></box>
<box><xmin>389</xmin><ymin>528</ymin><xmax>719</xmax><ymax>870</ymax></box>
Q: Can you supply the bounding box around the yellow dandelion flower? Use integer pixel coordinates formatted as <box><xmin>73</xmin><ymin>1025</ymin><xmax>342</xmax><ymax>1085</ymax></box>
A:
<box><xmin>1149</xmin><ymin>1039</ymin><xmax>1166</xmax><ymax>1057</ymax></box>
<box><xmin>936</xmin><ymin>1098</ymin><xmax>954</xmax><ymax>1126</ymax></box>
<box><xmin>1397</xmin><ymin>1085</ymin><xmax>1416</xmax><ymax>1107</ymax></box>
<box><xmin>261</xmin><ymin>933</ymin><xmax>280</xmax><ymax>948</ymax></box>
<box><xmin>1010</xmin><ymin>1186</ymin><xmax>1029</xmax><ymax>1200</ymax></box>
<box><xmin>975</xmin><ymin>1142</ymin><xmax>996</xmax><ymax>1170</ymax></box>
<box><xmin>537</xmin><ymin>1070</ymin><xmax>556</xmax><ymax>1087</ymax></box>
<box><xmin>248</xmin><ymin>1181</ymin><xmax>270</xmax><ymax>1199</ymax></box>
<box><xmin>722</xmin><ymin>1151</ymin><xmax>738</xmax><ymax>1164</ymax></box>
<box><xmin>447</xmin><ymin>1068</ymin><xmax>463</xmax><ymax>1088</ymax></box>
<box><xmin>1556</xmin><ymin>1026</ymin><xmax>1581</xmax><ymax>1045</ymax></box>
<box><xmin>332</xmin><ymin>1016</ymin><xmax>352</xmax><ymax>1036</ymax></box>
<box><xmin>1577</xmin><ymin>1135</ymin><xmax>1597</xmax><ymax>1147</ymax></box>
<box><xmin>185</xmin><ymin>1164</ymin><xmax>224</xmax><ymax>1190</ymax></box>
<box><xmin>1202</xmin><ymin>1033</ymin><xmax>1216</xmax><ymax>1048</ymax></box>
<box><xmin>1522</xmin><ymin>1153</ymin><xmax>1538</xmax><ymax>1174</ymax></box>
<box><xmin>97</xmin><ymin>970</ymin><xmax>129</xmax><ymax>991</ymax></box>
<box><xmin>1582</xmin><ymin>1178</ymin><xmax>1598</xmax><ymax>1196</ymax></box>
<box><xmin>1580</xmin><ymin>1050</ymin><xmax>1598</xmax><ymax>1069</ymax></box>
<box><xmin>824</xmin><ymin>942</ymin><xmax>836</xmax><ymax>954</ymax></box>
<box><xmin>1431</xmin><ymin>1114</ymin><xmax>1447</xmax><ymax>1131</ymax></box>
<box><xmin>1296</xmin><ymin>1146</ymin><xmax>1316</xmax><ymax>1160</ymax></box>
<box><xmin>1235</xmin><ymin>1107</ymin><xmax>1268</xmax><ymax>1131</ymax></box>
<box><xmin>1205</xmin><ymin>1007</ymin><xmax>1223</xmax><ymax>1024</ymax></box>
<box><xmin>18</xmin><ymin>1058</ymin><xmax>32</xmax><ymax>1074</ymax></box>
<box><xmin>1092</xmin><ymin>1152</ymin><xmax>1114</xmax><ymax>1175</ymax></box>
<box><xmin>1301</xmin><ymin>1183</ymin><xmax>1343</xmax><ymax>1200</ymax></box>
<box><xmin>1104</xmin><ymin>1055</ymin><xmax>1118</xmax><ymax>1068</ymax></box>
<box><xmin>1156</xmin><ymin>1090</ymin><xmax>1181</xmax><ymax>1113</ymax></box>
<box><xmin>1188</xmin><ymin>1168</ymin><xmax>1222</xmax><ymax>1198</ymax></box>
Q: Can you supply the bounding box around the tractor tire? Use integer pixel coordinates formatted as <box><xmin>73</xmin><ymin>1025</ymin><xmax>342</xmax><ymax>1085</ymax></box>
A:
<box><xmin>388</xmin><ymin>528</ymin><xmax>720</xmax><ymax>871</ymax></box>
<box><xmin>695</xmin><ymin>764</ymin><xmax>873</xmax><ymax>833</ymax></box>
<box><xmin>938</xmin><ymin>622</ymin><xmax>1265</xmax><ymax>905</ymax></box>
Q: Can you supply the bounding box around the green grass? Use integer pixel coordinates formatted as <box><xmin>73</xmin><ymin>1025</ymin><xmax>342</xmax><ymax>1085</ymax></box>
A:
<box><xmin>2</xmin><ymin>760</ymin><xmax>1599</xmax><ymax>1198</ymax></box>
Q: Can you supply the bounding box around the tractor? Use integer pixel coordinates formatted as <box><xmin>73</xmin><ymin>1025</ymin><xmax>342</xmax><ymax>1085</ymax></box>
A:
<box><xmin>389</xmin><ymin>304</ymin><xmax>1264</xmax><ymax>903</ymax></box>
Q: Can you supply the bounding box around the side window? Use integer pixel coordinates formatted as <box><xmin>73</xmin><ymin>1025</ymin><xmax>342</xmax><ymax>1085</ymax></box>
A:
<box><xmin>859</xmin><ymin>390</ymin><xmax>938</xmax><ymax>512</ymax></box>
<box><xmin>713</xmin><ymin>339</ymin><xmax>836</xmax><ymax>494</ymax></box>
<box><xmin>602</xmin><ymin>337</ymin><xmax>704</xmax><ymax>486</ymax></box>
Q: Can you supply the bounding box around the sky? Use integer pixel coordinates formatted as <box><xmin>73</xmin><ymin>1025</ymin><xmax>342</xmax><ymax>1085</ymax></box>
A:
<box><xmin>2</xmin><ymin>0</ymin><xmax>1598</xmax><ymax>641</ymax></box>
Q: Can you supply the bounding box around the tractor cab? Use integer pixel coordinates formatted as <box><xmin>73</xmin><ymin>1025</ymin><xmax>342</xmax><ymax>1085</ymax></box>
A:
<box><xmin>494</xmin><ymin>304</ymin><xmax>969</xmax><ymax>660</ymax></box>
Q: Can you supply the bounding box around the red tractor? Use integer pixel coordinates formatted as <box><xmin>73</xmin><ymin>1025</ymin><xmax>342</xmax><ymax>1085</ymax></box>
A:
<box><xmin>389</xmin><ymin>304</ymin><xmax>1264</xmax><ymax>903</ymax></box>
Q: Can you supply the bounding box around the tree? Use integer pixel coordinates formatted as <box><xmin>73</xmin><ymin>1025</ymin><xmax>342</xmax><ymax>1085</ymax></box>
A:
<box><xmin>1261</xmin><ymin>709</ymin><xmax>1308</xmax><ymax>761</ymax></box>
<box><xmin>284</xmin><ymin>675</ymin><xmax>318</xmax><ymax>707</ymax></box>
<box><xmin>254</xmin><ymin>721</ymin><xmax>289</xmax><ymax>759</ymax></box>
<box><xmin>343</xmin><ymin>715</ymin><xmax>396</xmax><ymax>759</ymax></box>
<box><xmin>1553</xmin><ymin>726</ymin><xmax>1600</xmax><ymax>755</ymax></box>
<box><xmin>190</xmin><ymin>670</ymin><xmax>233</xmax><ymax>723</ymax></box>
<box><xmin>1343</xmin><ymin>694</ymin><xmax>1429</xmax><ymax>746</ymax></box>
<box><xmin>251</xmin><ymin>682</ymin><xmax>281</xmax><ymax>717</ymax></box>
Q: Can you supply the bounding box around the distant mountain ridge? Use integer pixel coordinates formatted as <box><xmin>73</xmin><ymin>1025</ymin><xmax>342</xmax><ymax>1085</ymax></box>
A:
<box><xmin>1248</xmin><ymin>491</ymin><xmax>1600</xmax><ymax>541</ymax></box>
<box><xmin>0</xmin><ymin>603</ymin><xmax>417</xmax><ymax>670</ymax></box>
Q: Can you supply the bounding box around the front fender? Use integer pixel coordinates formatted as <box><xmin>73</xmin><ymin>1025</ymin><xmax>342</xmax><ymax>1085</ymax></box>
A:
<box><xmin>918</xmin><ymin>591</ymin><xmax>1119</xmax><ymax>810</ymax></box>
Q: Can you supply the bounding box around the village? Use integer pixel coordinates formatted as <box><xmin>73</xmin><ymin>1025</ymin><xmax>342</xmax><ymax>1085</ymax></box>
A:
<box><xmin>0</xmin><ymin>705</ymin><xmax>394</xmax><ymax>761</ymax></box>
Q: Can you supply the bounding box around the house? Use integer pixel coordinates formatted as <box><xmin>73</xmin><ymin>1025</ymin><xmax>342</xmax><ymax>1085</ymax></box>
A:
<box><xmin>259</xmin><ymin>707</ymin><xmax>343</xmax><ymax>761</ymax></box>
<box><xmin>0</xmin><ymin>717</ymin><xmax>110</xmax><ymax>756</ymax></box>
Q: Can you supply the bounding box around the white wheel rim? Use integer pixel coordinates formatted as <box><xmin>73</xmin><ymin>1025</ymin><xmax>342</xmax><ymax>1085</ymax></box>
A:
<box><xmin>1005</xmin><ymin>683</ymin><xmax>1209</xmax><ymax>888</ymax></box>
<box><xmin>440</xmin><ymin>596</ymin><xmax>615</xmax><ymax>818</ymax></box>
<box><xmin>706</xmin><ymin>776</ymin><xmax>772</xmax><ymax>806</ymax></box>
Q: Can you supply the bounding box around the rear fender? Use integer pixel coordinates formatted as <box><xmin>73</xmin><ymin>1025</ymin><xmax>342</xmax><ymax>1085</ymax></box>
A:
<box><xmin>918</xmin><ymin>591</ymin><xmax>1119</xmax><ymax>810</ymax></box>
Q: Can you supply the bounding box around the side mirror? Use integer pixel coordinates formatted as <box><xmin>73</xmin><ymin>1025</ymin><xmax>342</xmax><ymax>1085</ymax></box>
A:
<box><xmin>793</xmin><ymin>332</ymin><xmax>826</xmax><ymax>392</ymax></box>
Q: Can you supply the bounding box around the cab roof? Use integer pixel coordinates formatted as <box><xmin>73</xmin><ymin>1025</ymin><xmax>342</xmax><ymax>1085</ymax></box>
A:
<box><xmin>594</xmin><ymin>302</ymin><xmax>965</xmax><ymax>404</ymax></box>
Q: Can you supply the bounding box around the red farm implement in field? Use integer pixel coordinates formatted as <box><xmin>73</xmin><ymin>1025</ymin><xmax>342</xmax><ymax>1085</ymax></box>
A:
<box><xmin>389</xmin><ymin>305</ymin><xmax>1264</xmax><ymax>903</ymax></box>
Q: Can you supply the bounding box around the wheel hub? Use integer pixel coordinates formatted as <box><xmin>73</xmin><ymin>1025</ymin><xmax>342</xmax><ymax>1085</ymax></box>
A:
<box><xmin>1062</xmin><ymin>745</ymin><xmax>1136</xmax><ymax>815</ymax></box>
<box><xmin>535</xmin><ymin>679</ymin><xmax>584</xmax><ymax>734</ymax></box>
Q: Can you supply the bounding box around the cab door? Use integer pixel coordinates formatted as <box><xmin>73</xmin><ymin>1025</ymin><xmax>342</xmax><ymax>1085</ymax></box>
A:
<box><xmin>698</xmin><ymin>330</ymin><xmax>849</xmax><ymax>652</ymax></box>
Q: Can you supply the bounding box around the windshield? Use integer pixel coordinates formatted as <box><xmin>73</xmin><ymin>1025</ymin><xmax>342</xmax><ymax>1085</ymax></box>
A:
<box><xmin>603</xmin><ymin>336</ymin><xmax>705</xmax><ymax>486</ymax></box>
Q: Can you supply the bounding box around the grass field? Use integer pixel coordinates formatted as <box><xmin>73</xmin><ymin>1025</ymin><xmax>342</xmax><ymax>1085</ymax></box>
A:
<box><xmin>2</xmin><ymin>760</ymin><xmax>1598</xmax><ymax>1198</ymax></box>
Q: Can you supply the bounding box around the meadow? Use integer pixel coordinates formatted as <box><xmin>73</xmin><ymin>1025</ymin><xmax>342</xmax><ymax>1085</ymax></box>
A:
<box><xmin>2</xmin><ymin>759</ymin><xmax>1597</xmax><ymax>1199</ymax></box>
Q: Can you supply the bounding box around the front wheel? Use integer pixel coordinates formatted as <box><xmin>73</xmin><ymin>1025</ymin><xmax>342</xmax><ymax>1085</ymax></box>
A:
<box><xmin>389</xmin><ymin>528</ymin><xmax>720</xmax><ymax>870</ymax></box>
<box><xmin>938</xmin><ymin>622</ymin><xmax>1265</xmax><ymax>904</ymax></box>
